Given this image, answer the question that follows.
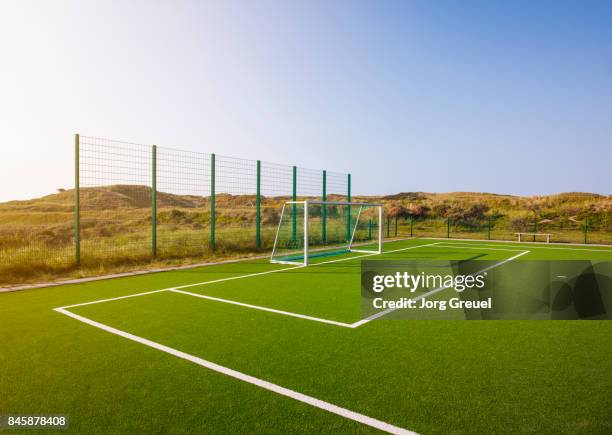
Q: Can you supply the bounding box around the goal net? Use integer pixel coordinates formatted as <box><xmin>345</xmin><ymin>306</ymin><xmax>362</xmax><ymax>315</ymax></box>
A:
<box><xmin>271</xmin><ymin>201</ymin><xmax>383</xmax><ymax>265</ymax></box>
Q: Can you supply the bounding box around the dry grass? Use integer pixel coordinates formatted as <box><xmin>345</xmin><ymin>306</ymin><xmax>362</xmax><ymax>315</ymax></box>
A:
<box><xmin>1</xmin><ymin>186</ymin><xmax>610</xmax><ymax>286</ymax></box>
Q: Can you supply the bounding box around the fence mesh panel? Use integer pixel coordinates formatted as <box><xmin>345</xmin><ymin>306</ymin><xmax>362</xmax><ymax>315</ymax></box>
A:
<box><xmin>215</xmin><ymin>154</ymin><xmax>258</xmax><ymax>252</ymax></box>
<box><xmin>79</xmin><ymin>136</ymin><xmax>152</xmax><ymax>266</ymax></box>
<box><xmin>326</xmin><ymin>171</ymin><xmax>349</xmax><ymax>199</ymax></box>
<box><xmin>76</xmin><ymin>137</ymin><xmax>350</xmax><ymax>265</ymax></box>
<box><xmin>0</xmin><ymin>194</ymin><xmax>74</xmax><ymax>278</ymax></box>
<box><xmin>156</xmin><ymin>147</ymin><xmax>211</xmax><ymax>258</ymax></box>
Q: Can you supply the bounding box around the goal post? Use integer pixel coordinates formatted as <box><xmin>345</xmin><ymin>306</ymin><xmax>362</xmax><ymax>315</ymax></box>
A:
<box><xmin>271</xmin><ymin>200</ymin><xmax>383</xmax><ymax>266</ymax></box>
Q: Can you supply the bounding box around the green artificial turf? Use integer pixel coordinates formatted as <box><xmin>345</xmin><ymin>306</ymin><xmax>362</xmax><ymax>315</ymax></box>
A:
<box><xmin>1</xmin><ymin>239</ymin><xmax>611</xmax><ymax>434</ymax></box>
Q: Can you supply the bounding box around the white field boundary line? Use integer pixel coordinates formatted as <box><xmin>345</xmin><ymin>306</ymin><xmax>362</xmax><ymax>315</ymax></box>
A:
<box><xmin>307</xmin><ymin>242</ymin><xmax>442</xmax><ymax>266</ymax></box>
<box><xmin>432</xmin><ymin>244</ymin><xmax>527</xmax><ymax>252</ymax></box>
<box><xmin>422</xmin><ymin>238</ymin><xmax>612</xmax><ymax>252</ymax></box>
<box><xmin>443</xmin><ymin>241</ymin><xmax>612</xmax><ymax>253</ymax></box>
<box><xmin>350</xmin><ymin>248</ymin><xmax>530</xmax><ymax>328</ymax></box>
<box><xmin>59</xmin><ymin>288</ymin><xmax>171</xmax><ymax>310</ymax></box>
<box><xmin>53</xmin><ymin>307</ymin><xmax>416</xmax><ymax>435</ymax></box>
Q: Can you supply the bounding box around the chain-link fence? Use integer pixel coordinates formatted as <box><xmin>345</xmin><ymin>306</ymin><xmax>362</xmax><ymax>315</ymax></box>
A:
<box><xmin>79</xmin><ymin>136</ymin><xmax>153</xmax><ymax>266</ymax></box>
<box><xmin>74</xmin><ymin>135</ymin><xmax>351</xmax><ymax>267</ymax></box>
<box><xmin>0</xmin><ymin>199</ymin><xmax>74</xmax><ymax>278</ymax></box>
<box><xmin>387</xmin><ymin>215</ymin><xmax>612</xmax><ymax>244</ymax></box>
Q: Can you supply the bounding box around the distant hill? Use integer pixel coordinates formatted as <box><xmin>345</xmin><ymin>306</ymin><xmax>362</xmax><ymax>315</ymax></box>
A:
<box><xmin>0</xmin><ymin>185</ymin><xmax>609</xmax><ymax>216</ymax></box>
<box><xmin>0</xmin><ymin>185</ymin><xmax>206</xmax><ymax>211</ymax></box>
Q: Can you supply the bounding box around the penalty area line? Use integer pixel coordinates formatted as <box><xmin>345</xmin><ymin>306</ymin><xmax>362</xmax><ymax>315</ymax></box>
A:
<box><xmin>169</xmin><ymin>288</ymin><xmax>355</xmax><ymax>328</ymax></box>
<box><xmin>53</xmin><ymin>307</ymin><xmax>416</xmax><ymax>435</ymax></box>
<box><xmin>351</xmin><ymin>249</ymin><xmax>530</xmax><ymax>328</ymax></box>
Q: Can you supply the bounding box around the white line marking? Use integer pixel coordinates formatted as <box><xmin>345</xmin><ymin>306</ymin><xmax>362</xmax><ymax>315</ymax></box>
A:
<box><xmin>308</xmin><ymin>242</ymin><xmax>441</xmax><ymax>266</ymax></box>
<box><xmin>350</xmin><ymin>250</ymin><xmax>530</xmax><ymax>328</ymax></box>
<box><xmin>169</xmin><ymin>288</ymin><xmax>354</xmax><ymax>328</ymax></box>
<box><xmin>53</xmin><ymin>307</ymin><xmax>416</xmax><ymax>435</ymax></box>
<box><xmin>432</xmin><ymin>244</ymin><xmax>527</xmax><ymax>252</ymax></box>
<box><xmin>430</xmin><ymin>240</ymin><xmax>612</xmax><ymax>253</ymax></box>
<box><xmin>270</xmin><ymin>260</ymin><xmax>303</xmax><ymax>265</ymax></box>
<box><xmin>60</xmin><ymin>289</ymin><xmax>170</xmax><ymax>309</ymax></box>
<box><xmin>384</xmin><ymin>242</ymin><xmax>443</xmax><ymax>254</ymax></box>
<box><xmin>306</xmin><ymin>252</ymin><xmax>379</xmax><ymax>265</ymax></box>
<box><xmin>173</xmin><ymin>264</ymin><xmax>304</xmax><ymax>290</ymax></box>
<box><xmin>422</xmin><ymin>237</ymin><xmax>612</xmax><ymax>250</ymax></box>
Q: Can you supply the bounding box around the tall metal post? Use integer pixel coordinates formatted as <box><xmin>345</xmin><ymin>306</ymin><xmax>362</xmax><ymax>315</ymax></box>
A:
<box><xmin>395</xmin><ymin>214</ymin><xmax>398</xmax><ymax>237</ymax></box>
<box><xmin>322</xmin><ymin>170</ymin><xmax>326</xmax><ymax>243</ymax></box>
<box><xmin>303</xmin><ymin>201</ymin><xmax>309</xmax><ymax>266</ymax></box>
<box><xmin>256</xmin><ymin>160</ymin><xmax>261</xmax><ymax>248</ymax></box>
<box><xmin>584</xmin><ymin>218</ymin><xmax>589</xmax><ymax>244</ymax></box>
<box><xmin>74</xmin><ymin>133</ymin><xmax>80</xmax><ymax>265</ymax></box>
<box><xmin>410</xmin><ymin>216</ymin><xmax>413</xmax><ymax>237</ymax></box>
<box><xmin>487</xmin><ymin>217</ymin><xmax>492</xmax><ymax>240</ymax></box>
<box><xmin>152</xmin><ymin>145</ymin><xmax>157</xmax><ymax>257</ymax></box>
<box><xmin>447</xmin><ymin>217</ymin><xmax>451</xmax><ymax>238</ymax></box>
<box><xmin>210</xmin><ymin>154</ymin><xmax>216</xmax><ymax>249</ymax></box>
<box><xmin>387</xmin><ymin>215</ymin><xmax>390</xmax><ymax>238</ymax></box>
<box><xmin>378</xmin><ymin>206</ymin><xmax>383</xmax><ymax>253</ymax></box>
<box><xmin>292</xmin><ymin>166</ymin><xmax>297</xmax><ymax>241</ymax></box>
<box><xmin>346</xmin><ymin>173</ymin><xmax>351</xmax><ymax>241</ymax></box>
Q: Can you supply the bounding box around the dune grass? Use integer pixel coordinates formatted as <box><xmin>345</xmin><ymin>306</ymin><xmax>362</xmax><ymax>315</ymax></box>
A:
<box><xmin>1</xmin><ymin>187</ymin><xmax>610</xmax><ymax>286</ymax></box>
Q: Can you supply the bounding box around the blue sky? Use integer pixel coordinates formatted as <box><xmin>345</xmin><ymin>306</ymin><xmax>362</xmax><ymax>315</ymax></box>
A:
<box><xmin>0</xmin><ymin>0</ymin><xmax>610</xmax><ymax>201</ymax></box>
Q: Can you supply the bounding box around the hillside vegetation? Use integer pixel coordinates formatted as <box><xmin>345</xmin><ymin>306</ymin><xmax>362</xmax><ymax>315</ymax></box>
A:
<box><xmin>376</xmin><ymin>191</ymin><xmax>611</xmax><ymax>227</ymax></box>
<box><xmin>0</xmin><ymin>186</ymin><xmax>610</xmax><ymax>286</ymax></box>
<box><xmin>2</xmin><ymin>187</ymin><xmax>609</xmax><ymax>223</ymax></box>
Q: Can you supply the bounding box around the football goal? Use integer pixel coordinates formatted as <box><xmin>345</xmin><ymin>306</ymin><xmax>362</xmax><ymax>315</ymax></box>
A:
<box><xmin>271</xmin><ymin>201</ymin><xmax>383</xmax><ymax>266</ymax></box>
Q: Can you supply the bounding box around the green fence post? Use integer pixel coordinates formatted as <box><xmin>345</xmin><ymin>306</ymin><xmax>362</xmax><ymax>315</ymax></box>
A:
<box><xmin>368</xmin><ymin>219</ymin><xmax>372</xmax><ymax>240</ymax></box>
<box><xmin>292</xmin><ymin>166</ymin><xmax>297</xmax><ymax>241</ymax></box>
<box><xmin>584</xmin><ymin>218</ymin><xmax>589</xmax><ymax>244</ymax></box>
<box><xmin>346</xmin><ymin>173</ymin><xmax>351</xmax><ymax>242</ymax></box>
<box><xmin>487</xmin><ymin>217</ymin><xmax>492</xmax><ymax>240</ymax></box>
<box><xmin>152</xmin><ymin>145</ymin><xmax>157</xmax><ymax>257</ymax></box>
<box><xmin>256</xmin><ymin>160</ymin><xmax>261</xmax><ymax>249</ymax></box>
<box><xmin>533</xmin><ymin>220</ymin><xmax>537</xmax><ymax>242</ymax></box>
<box><xmin>74</xmin><ymin>133</ymin><xmax>80</xmax><ymax>265</ymax></box>
<box><xmin>447</xmin><ymin>217</ymin><xmax>451</xmax><ymax>238</ymax></box>
<box><xmin>387</xmin><ymin>215</ymin><xmax>390</xmax><ymax>238</ymax></box>
<box><xmin>395</xmin><ymin>215</ymin><xmax>398</xmax><ymax>237</ymax></box>
<box><xmin>322</xmin><ymin>170</ymin><xmax>326</xmax><ymax>243</ymax></box>
<box><xmin>210</xmin><ymin>154</ymin><xmax>216</xmax><ymax>249</ymax></box>
<box><xmin>410</xmin><ymin>216</ymin><xmax>413</xmax><ymax>237</ymax></box>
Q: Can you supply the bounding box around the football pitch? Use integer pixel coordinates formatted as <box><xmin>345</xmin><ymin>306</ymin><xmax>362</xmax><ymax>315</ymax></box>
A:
<box><xmin>1</xmin><ymin>239</ymin><xmax>611</xmax><ymax>433</ymax></box>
